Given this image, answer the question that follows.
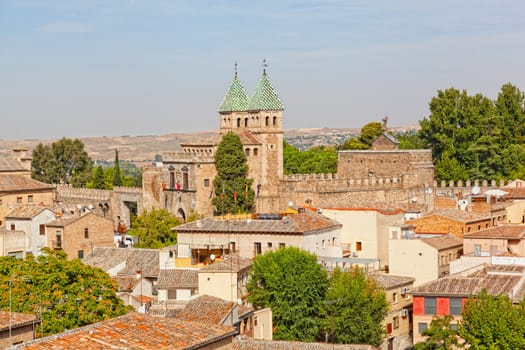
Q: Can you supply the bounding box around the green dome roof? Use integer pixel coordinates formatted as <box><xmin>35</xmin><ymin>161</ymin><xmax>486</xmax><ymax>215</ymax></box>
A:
<box><xmin>218</xmin><ymin>74</ymin><xmax>250</xmax><ymax>113</ymax></box>
<box><xmin>247</xmin><ymin>71</ymin><xmax>284</xmax><ymax>111</ymax></box>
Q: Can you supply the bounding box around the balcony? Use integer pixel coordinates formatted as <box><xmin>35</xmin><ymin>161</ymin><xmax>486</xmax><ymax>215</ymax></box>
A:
<box><xmin>51</xmin><ymin>240</ymin><xmax>63</xmax><ymax>250</ymax></box>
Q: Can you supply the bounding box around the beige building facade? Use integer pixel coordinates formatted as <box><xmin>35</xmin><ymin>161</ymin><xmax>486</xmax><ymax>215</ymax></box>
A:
<box><xmin>46</xmin><ymin>213</ymin><xmax>114</xmax><ymax>260</ymax></box>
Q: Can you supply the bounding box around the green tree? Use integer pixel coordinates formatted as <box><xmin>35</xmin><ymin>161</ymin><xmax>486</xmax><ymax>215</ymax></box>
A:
<box><xmin>212</xmin><ymin>132</ymin><xmax>255</xmax><ymax>214</ymax></box>
<box><xmin>284</xmin><ymin>142</ymin><xmax>337</xmax><ymax>174</ymax></box>
<box><xmin>87</xmin><ymin>166</ymin><xmax>106</xmax><ymax>189</ymax></box>
<box><xmin>495</xmin><ymin>83</ymin><xmax>525</xmax><ymax>145</ymax></box>
<box><xmin>32</xmin><ymin>138</ymin><xmax>93</xmax><ymax>187</ymax></box>
<box><xmin>129</xmin><ymin>208</ymin><xmax>182</xmax><ymax>248</ymax></box>
<box><xmin>459</xmin><ymin>289</ymin><xmax>525</xmax><ymax>349</ymax></box>
<box><xmin>413</xmin><ymin>315</ymin><xmax>460</xmax><ymax>350</ymax></box>
<box><xmin>247</xmin><ymin>247</ymin><xmax>328</xmax><ymax>341</ymax></box>
<box><xmin>112</xmin><ymin>149</ymin><xmax>122</xmax><ymax>187</ymax></box>
<box><xmin>321</xmin><ymin>267</ymin><xmax>388</xmax><ymax>346</ymax></box>
<box><xmin>339</xmin><ymin>121</ymin><xmax>383</xmax><ymax>150</ymax></box>
<box><xmin>0</xmin><ymin>249</ymin><xmax>130</xmax><ymax>337</ymax></box>
<box><xmin>396</xmin><ymin>130</ymin><xmax>426</xmax><ymax>150</ymax></box>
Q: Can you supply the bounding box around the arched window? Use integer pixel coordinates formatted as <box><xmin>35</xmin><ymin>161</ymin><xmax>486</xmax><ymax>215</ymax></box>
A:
<box><xmin>244</xmin><ymin>118</ymin><xmax>248</xmax><ymax>127</ymax></box>
<box><xmin>273</xmin><ymin>116</ymin><xmax>277</xmax><ymax>126</ymax></box>
<box><xmin>237</xmin><ymin>118</ymin><xmax>241</xmax><ymax>127</ymax></box>
<box><xmin>168</xmin><ymin>166</ymin><xmax>175</xmax><ymax>188</ymax></box>
<box><xmin>181</xmin><ymin>166</ymin><xmax>189</xmax><ymax>190</ymax></box>
<box><xmin>245</xmin><ymin>148</ymin><xmax>250</xmax><ymax>156</ymax></box>
<box><xmin>265</xmin><ymin>116</ymin><xmax>269</xmax><ymax>126</ymax></box>
<box><xmin>253</xmin><ymin>148</ymin><xmax>258</xmax><ymax>156</ymax></box>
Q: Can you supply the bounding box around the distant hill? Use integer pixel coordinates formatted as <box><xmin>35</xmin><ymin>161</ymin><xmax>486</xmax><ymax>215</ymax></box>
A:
<box><xmin>0</xmin><ymin>126</ymin><xmax>419</xmax><ymax>162</ymax></box>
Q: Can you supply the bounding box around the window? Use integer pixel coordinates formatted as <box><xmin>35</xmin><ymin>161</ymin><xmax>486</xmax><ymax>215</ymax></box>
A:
<box><xmin>78</xmin><ymin>250</ymin><xmax>84</xmax><ymax>259</ymax></box>
<box><xmin>253</xmin><ymin>148</ymin><xmax>258</xmax><ymax>156</ymax></box>
<box><xmin>265</xmin><ymin>116</ymin><xmax>269</xmax><ymax>126</ymax></box>
<box><xmin>387</xmin><ymin>323</ymin><xmax>392</xmax><ymax>334</ymax></box>
<box><xmin>0</xmin><ymin>199</ymin><xmax>2</xmax><ymax>205</ymax></box>
<box><xmin>424</xmin><ymin>297</ymin><xmax>436</xmax><ymax>314</ymax></box>
<box><xmin>450</xmin><ymin>298</ymin><xmax>463</xmax><ymax>315</ymax></box>
<box><xmin>182</xmin><ymin>166</ymin><xmax>189</xmax><ymax>190</ymax></box>
<box><xmin>267</xmin><ymin>242</ymin><xmax>273</xmax><ymax>248</ymax></box>
<box><xmin>418</xmin><ymin>323</ymin><xmax>428</xmax><ymax>334</ymax></box>
<box><xmin>84</xmin><ymin>228</ymin><xmax>89</xmax><ymax>239</ymax></box>
<box><xmin>169</xmin><ymin>166</ymin><xmax>175</xmax><ymax>188</ymax></box>
<box><xmin>230</xmin><ymin>242</ymin><xmax>236</xmax><ymax>252</ymax></box>
<box><xmin>16</xmin><ymin>197</ymin><xmax>22</xmax><ymax>203</ymax></box>
<box><xmin>254</xmin><ymin>242</ymin><xmax>262</xmax><ymax>256</ymax></box>
<box><xmin>273</xmin><ymin>116</ymin><xmax>277</xmax><ymax>126</ymax></box>
<box><xmin>356</xmin><ymin>241</ymin><xmax>362</xmax><ymax>251</ymax></box>
<box><xmin>10</xmin><ymin>224</ymin><xmax>15</xmax><ymax>231</ymax></box>
<box><xmin>332</xmin><ymin>237</ymin><xmax>336</xmax><ymax>246</ymax></box>
<box><xmin>245</xmin><ymin>148</ymin><xmax>250</xmax><ymax>156</ymax></box>
<box><xmin>279</xmin><ymin>243</ymin><xmax>286</xmax><ymax>248</ymax></box>
<box><xmin>244</xmin><ymin>118</ymin><xmax>248</xmax><ymax>127</ymax></box>
<box><xmin>237</xmin><ymin>118</ymin><xmax>241</xmax><ymax>127</ymax></box>
<box><xmin>28</xmin><ymin>195</ymin><xmax>33</xmax><ymax>203</ymax></box>
<box><xmin>392</xmin><ymin>292</ymin><xmax>398</xmax><ymax>304</ymax></box>
<box><xmin>39</xmin><ymin>224</ymin><xmax>45</xmax><ymax>236</ymax></box>
<box><xmin>204</xmin><ymin>179</ymin><xmax>210</xmax><ymax>187</ymax></box>
<box><xmin>322</xmin><ymin>240</ymin><xmax>326</xmax><ymax>249</ymax></box>
<box><xmin>393</xmin><ymin>316</ymin><xmax>399</xmax><ymax>329</ymax></box>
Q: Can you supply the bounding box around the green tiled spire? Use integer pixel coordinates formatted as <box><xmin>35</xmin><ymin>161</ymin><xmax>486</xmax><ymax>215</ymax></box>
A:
<box><xmin>218</xmin><ymin>68</ymin><xmax>250</xmax><ymax>113</ymax></box>
<box><xmin>248</xmin><ymin>69</ymin><xmax>284</xmax><ymax>111</ymax></box>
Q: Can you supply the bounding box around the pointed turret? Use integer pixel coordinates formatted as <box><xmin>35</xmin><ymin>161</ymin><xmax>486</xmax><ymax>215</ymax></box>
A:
<box><xmin>247</xmin><ymin>65</ymin><xmax>284</xmax><ymax>111</ymax></box>
<box><xmin>218</xmin><ymin>65</ymin><xmax>250</xmax><ymax>113</ymax></box>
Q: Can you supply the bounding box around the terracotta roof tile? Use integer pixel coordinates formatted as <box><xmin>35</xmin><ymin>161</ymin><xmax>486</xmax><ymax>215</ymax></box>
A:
<box><xmin>0</xmin><ymin>157</ymin><xmax>27</xmax><ymax>172</ymax></box>
<box><xmin>200</xmin><ymin>255</ymin><xmax>252</xmax><ymax>273</ymax></box>
<box><xmin>83</xmin><ymin>247</ymin><xmax>159</xmax><ymax>278</ymax></box>
<box><xmin>0</xmin><ymin>311</ymin><xmax>38</xmax><ymax>331</ymax></box>
<box><xmin>410</xmin><ymin>264</ymin><xmax>525</xmax><ymax>302</ymax></box>
<box><xmin>157</xmin><ymin>268</ymin><xmax>198</xmax><ymax>289</ymax></box>
<box><xmin>17</xmin><ymin>312</ymin><xmax>235</xmax><ymax>349</ymax></box>
<box><xmin>421</xmin><ymin>234</ymin><xmax>463</xmax><ymax>250</ymax></box>
<box><xmin>369</xmin><ymin>273</ymin><xmax>415</xmax><ymax>290</ymax></box>
<box><xmin>176</xmin><ymin>295</ymin><xmax>235</xmax><ymax>325</ymax></box>
<box><xmin>6</xmin><ymin>205</ymin><xmax>53</xmax><ymax>219</ymax></box>
<box><xmin>174</xmin><ymin>212</ymin><xmax>341</xmax><ymax>235</ymax></box>
<box><xmin>0</xmin><ymin>175</ymin><xmax>54</xmax><ymax>192</ymax></box>
<box><xmin>463</xmin><ymin>225</ymin><xmax>525</xmax><ymax>239</ymax></box>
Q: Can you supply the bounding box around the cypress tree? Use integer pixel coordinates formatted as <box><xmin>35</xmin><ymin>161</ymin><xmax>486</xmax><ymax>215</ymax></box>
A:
<box><xmin>112</xmin><ymin>149</ymin><xmax>122</xmax><ymax>187</ymax></box>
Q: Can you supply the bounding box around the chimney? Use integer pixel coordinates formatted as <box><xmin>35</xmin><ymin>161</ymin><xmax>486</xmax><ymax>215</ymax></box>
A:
<box><xmin>13</xmin><ymin>148</ymin><xmax>32</xmax><ymax>171</ymax></box>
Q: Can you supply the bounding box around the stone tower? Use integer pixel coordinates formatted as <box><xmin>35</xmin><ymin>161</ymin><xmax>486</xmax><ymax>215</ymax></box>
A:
<box><xmin>218</xmin><ymin>64</ymin><xmax>284</xmax><ymax>213</ymax></box>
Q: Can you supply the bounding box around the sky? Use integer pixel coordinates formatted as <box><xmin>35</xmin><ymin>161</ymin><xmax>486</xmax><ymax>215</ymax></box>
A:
<box><xmin>2</xmin><ymin>0</ymin><xmax>525</xmax><ymax>140</ymax></box>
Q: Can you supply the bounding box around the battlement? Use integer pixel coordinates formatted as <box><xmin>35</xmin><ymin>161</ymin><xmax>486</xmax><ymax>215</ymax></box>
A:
<box><xmin>162</xmin><ymin>152</ymin><xmax>215</xmax><ymax>163</ymax></box>
<box><xmin>56</xmin><ymin>184</ymin><xmax>112</xmax><ymax>200</ymax></box>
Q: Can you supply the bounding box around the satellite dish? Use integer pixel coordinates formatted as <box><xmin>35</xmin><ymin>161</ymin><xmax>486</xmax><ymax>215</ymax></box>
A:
<box><xmin>210</xmin><ymin>254</ymin><xmax>216</xmax><ymax>261</ymax></box>
<box><xmin>472</xmin><ymin>186</ymin><xmax>481</xmax><ymax>195</ymax></box>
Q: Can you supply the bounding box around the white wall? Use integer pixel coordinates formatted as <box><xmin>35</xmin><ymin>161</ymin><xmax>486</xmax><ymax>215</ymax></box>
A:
<box><xmin>388</xmin><ymin>239</ymin><xmax>438</xmax><ymax>286</ymax></box>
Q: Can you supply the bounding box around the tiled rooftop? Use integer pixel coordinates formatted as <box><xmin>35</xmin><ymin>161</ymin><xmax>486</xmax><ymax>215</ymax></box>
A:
<box><xmin>83</xmin><ymin>247</ymin><xmax>159</xmax><ymax>278</ymax></box>
<box><xmin>369</xmin><ymin>273</ymin><xmax>415</xmax><ymax>290</ymax></box>
<box><xmin>157</xmin><ymin>268</ymin><xmax>198</xmax><ymax>289</ymax></box>
<box><xmin>431</xmin><ymin>209</ymin><xmax>491</xmax><ymax>222</ymax></box>
<box><xmin>238</xmin><ymin>130</ymin><xmax>262</xmax><ymax>145</ymax></box>
<box><xmin>0</xmin><ymin>157</ymin><xmax>27</xmax><ymax>172</ymax></box>
<box><xmin>233</xmin><ymin>336</ymin><xmax>377</xmax><ymax>350</ymax></box>
<box><xmin>200</xmin><ymin>255</ymin><xmax>253</xmax><ymax>273</ymax></box>
<box><xmin>410</xmin><ymin>264</ymin><xmax>525</xmax><ymax>302</ymax></box>
<box><xmin>176</xmin><ymin>295</ymin><xmax>235</xmax><ymax>325</ymax></box>
<box><xmin>421</xmin><ymin>234</ymin><xmax>463</xmax><ymax>250</ymax></box>
<box><xmin>247</xmin><ymin>71</ymin><xmax>284</xmax><ymax>111</ymax></box>
<box><xmin>16</xmin><ymin>312</ymin><xmax>236</xmax><ymax>349</ymax></box>
<box><xmin>174</xmin><ymin>212</ymin><xmax>341</xmax><ymax>235</ymax></box>
<box><xmin>0</xmin><ymin>175</ymin><xmax>55</xmax><ymax>192</ymax></box>
<box><xmin>463</xmin><ymin>225</ymin><xmax>525</xmax><ymax>239</ymax></box>
<box><xmin>0</xmin><ymin>311</ymin><xmax>38</xmax><ymax>332</ymax></box>
<box><xmin>218</xmin><ymin>74</ymin><xmax>250</xmax><ymax>113</ymax></box>
<box><xmin>6</xmin><ymin>205</ymin><xmax>53</xmax><ymax>219</ymax></box>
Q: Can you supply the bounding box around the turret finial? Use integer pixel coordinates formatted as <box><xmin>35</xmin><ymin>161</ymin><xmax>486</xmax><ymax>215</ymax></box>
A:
<box><xmin>234</xmin><ymin>61</ymin><xmax>238</xmax><ymax>78</ymax></box>
<box><xmin>262</xmin><ymin>58</ymin><xmax>268</xmax><ymax>75</ymax></box>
